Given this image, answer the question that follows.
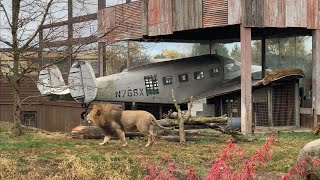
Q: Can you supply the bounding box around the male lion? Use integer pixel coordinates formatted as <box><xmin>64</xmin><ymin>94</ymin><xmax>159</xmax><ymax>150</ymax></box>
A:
<box><xmin>86</xmin><ymin>104</ymin><xmax>172</xmax><ymax>147</ymax></box>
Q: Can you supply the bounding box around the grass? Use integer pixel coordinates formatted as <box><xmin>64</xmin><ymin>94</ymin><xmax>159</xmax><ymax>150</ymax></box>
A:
<box><xmin>0</xmin><ymin>121</ymin><xmax>319</xmax><ymax>179</ymax></box>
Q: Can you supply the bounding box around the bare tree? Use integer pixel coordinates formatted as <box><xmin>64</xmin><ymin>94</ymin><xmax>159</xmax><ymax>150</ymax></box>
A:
<box><xmin>0</xmin><ymin>0</ymin><xmax>60</xmax><ymax>135</ymax></box>
<box><xmin>0</xmin><ymin>0</ymin><xmax>99</xmax><ymax>135</ymax></box>
<box><xmin>171</xmin><ymin>89</ymin><xmax>193</xmax><ymax>144</ymax></box>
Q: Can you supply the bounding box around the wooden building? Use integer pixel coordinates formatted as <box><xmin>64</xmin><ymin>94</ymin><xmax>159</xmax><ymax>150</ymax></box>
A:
<box><xmin>1</xmin><ymin>0</ymin><xmax>320</xmax><ymax>133</ymax></box>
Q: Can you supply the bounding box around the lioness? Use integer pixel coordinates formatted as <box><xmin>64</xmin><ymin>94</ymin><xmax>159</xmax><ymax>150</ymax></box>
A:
<box><xmin>87</xmin><ymin>104</ymin><xmax>172</xmax><ymax>147</ymax></box>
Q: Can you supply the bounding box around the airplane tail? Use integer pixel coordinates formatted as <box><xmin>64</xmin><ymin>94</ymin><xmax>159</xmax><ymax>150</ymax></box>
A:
<box><xmin>37</xmin><ymin>65</ymin><xmax>70</xmax><ymax>96</ymax></box>
<box><xmin>37</xmin><ymin>61</ymin><xmax>98</xmax><ymax>103</ymax></box>
<box><xmin>68</xmin><ymin>61</ymin><xmax>98</xmax><ymax>103</ymax></box>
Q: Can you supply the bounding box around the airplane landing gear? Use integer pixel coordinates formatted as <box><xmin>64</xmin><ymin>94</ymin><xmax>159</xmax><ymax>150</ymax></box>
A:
<box><xmin>80</xmin><ymin>102</ymin><xmax>91</xmax><ymax>121</ymax></box>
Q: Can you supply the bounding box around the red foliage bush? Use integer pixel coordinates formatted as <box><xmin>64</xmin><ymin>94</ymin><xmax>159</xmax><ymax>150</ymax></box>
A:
<box><xmin>140</xmin><ymin>134</ymin><xmax>319</xmax><ymax>180</ymax></box>
<box><xmin>281</xmin><ymin>156</ymin><xmax>320</xmax><ymax>180</ymax></box>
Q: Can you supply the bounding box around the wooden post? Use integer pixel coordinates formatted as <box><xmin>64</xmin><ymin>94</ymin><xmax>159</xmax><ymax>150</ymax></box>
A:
<box><xmin>68</xmin><ymin>0</ymin><xmax>73</xmax><ymax>66</ymax></box>
<box><xmin>98</xmin><ymin>0</ymin><xmax>106</xmax><ymax>76</ymax></box>
<box><xmin>267</xmin><ymin>86</ymin><xmax>273</xmax><ymax>127</ymax></box>
<box><xmin>312</xmin><ymin>30</ymin><xmax>320</xmax><ymax>127</ymax></box>
<box><xmin>38</xmin><ymin>27</ymin><xmax>43</xmax><ymax>69</ymax></box>
<box><xmin>240</xmin><ymin>26</ymin><xmax>252</xmax><ymax>134</ymax></box>
<box><xmin>295</xmin><ymin>81</ymin><xmax>300</xmax><ymax>128</ymax></box>
<box><xmin>261</xmin><ymin>38</ymin><xmax>266</xmax><ymax>78</ymax></box>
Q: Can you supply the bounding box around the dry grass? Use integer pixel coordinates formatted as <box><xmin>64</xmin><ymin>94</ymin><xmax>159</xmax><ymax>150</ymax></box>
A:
<box><xmin>0</xmin><ymin>122</ymin><xmax>319</xmax><ymax>179</ymax></box>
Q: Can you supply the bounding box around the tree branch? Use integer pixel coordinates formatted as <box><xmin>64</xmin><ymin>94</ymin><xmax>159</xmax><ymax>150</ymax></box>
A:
<box><xmin>0</xmin><ymin>2</ymin><xmax>13</xmax><ymax>28</ymax></box>
<box><xmin>20</xmin><ymin>0</ymin><xmax>54</xmax><ymax>52</ymax></box>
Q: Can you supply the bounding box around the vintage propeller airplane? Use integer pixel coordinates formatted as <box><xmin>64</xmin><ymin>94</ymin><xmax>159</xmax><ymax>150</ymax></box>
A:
<box><xmin>37</xmin><ymin>54</ymin><xmax>266</xmax><ymax>105</ymax></box>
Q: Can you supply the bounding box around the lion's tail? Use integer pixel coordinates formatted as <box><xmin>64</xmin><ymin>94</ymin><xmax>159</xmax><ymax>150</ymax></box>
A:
<box><xmin>151</xmin><ymin>116</ymin><xmax>174</xmax><ymax>130</ymax></box>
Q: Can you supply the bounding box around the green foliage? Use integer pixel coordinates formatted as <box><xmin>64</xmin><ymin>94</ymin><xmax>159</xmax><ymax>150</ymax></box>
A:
<box><xmin>154</xmin><ymin>49</ymin><xmax>186</xmax><ymax>59</ymax></box>
<box><xmin>190</xmin><ymin>43</ymin><xmax>210</xmax><ymax>56</ymax></box>
<box><xmin>230</xmin><ymin>44</ymin><xmax>240</xmax><ymax>61</ymax></box>
<box><xmin>213</xmin><ymin>43</ymin><xmax>229</xmax><ymax>57</ymax></box>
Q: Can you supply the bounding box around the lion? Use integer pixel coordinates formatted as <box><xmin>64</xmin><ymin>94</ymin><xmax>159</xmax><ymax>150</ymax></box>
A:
<box><xmin>86</xmin><ymin>103</ymin><xmax>172</xmax><ymax>147</ymax></box>
<box><xmin>256</xmin><ymin>68</ymin><xmax>304</xmax><ymax>86</ymax></box>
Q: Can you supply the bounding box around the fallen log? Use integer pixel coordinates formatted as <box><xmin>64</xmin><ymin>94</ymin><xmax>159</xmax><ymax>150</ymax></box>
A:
<box><xmin>71</xmin><ymin>125</ymin><xmax>104</xmax><ymax>139</ymax></box>
<box><xmin>157</xmin><ymin>115</ymin><xmax>228</xmax><ymax>127</ymax></box>
<box><xmin>71</xmin><ymin>125</ymin><xmax>144</xmax><ymax>139</ymax></box>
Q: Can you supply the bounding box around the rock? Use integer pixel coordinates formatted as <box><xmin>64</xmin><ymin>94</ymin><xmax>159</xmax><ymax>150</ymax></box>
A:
<box><xmin>298</xmin><ymin>139</ymin><xmax>320</xmax><ymax>179</ymax></box>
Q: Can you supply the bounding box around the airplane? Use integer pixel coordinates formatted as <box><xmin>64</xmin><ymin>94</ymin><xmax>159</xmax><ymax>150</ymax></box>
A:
<box><xmin>37</xmin><ymin>54</ymin><xmax>266</xmax><ymax>105</ymax></box>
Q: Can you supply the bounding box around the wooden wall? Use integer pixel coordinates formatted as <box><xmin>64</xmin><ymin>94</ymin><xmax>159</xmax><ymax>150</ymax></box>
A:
<box><xmin>203</xmin><ymin>0</ymin><xmax>228</xmax><ymax>28</ymax></box>
<box><xmin>97</xmin><ymin>0</ymin><xmax>320</xmax><ymax>43</ymax></box>
<box><xmin>39</xmin><ymin>101</ymin><xmax>85</xmax><ymax>132</ymax></box>
<box><xmin>147</xmin><ymin>0</ymin><xmax>173</xmax><ymax>36</ymax></box>
<box><xmin>172</xmin><ymin>0</ymin><xmax>202</xmax><ymax>31</ymax></box>
<box><xmin>0</xmin><ymin>76</ymin><xmax>41</xmax><ymax>104</ymax></box>
<box><xmin>0</xmin><ymin>77</ymin><xmax>85</xmax><ymax>132</ymax></box>
<box><xmin>98</xmin><ymin>1</ymin><xmax>142</xmax><ymax>43</ymax></box>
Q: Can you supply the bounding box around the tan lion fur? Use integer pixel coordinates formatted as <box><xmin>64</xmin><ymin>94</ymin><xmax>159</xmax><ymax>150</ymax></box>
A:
<box><xmin>87</xmin><ymin>103</ymin><xmax>170</xmax><ymax>147</ymax></box>
<box><xmin>257</xmin><ymin>68</ymin><xmax>304</xmax><ymax>86</ymax></box>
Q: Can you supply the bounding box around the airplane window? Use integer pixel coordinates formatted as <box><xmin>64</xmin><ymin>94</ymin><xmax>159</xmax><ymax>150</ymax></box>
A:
<box><xmin>225</xmin><ymin>62</ymin><xmax>240</xmax><ymax>72</ymax></box>
<box><xmin>209</xmin><ymin>68</ymin><xmax>219</xmax><ymax>77</ymax></box>
<box><xmin>194</xmin><ymin>71</ymin><xmax>204</xmax><ymax>80</ymax></box>
<box><xmin>144</xmin><ymin>75</ymin><xmax>159</xmax><ymax>96</ymax></box>
<box><xmin>163</xmin><ymin>76</ymin><xmax>173</xmax><ymax>85</ymax></box>
<box><xmin>178</xmin><ymin>74</ymin><xmax>188</xmax><ymax>82</ymax></box>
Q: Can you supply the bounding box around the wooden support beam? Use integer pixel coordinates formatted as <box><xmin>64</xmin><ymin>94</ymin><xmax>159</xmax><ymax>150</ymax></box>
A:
<box><xmin>312</xmin><ymin>30</ymin><xmax>320</xmax><ymax>127</ymax></box>
<box><xmin>67</xmin><ymin>0</ymin><xmax>73</xmax><ymax>67</ymax></box>
<box><xmin>98</xmin><ymin>0</ymin><xmax>106</xmax><ymax>77</ymax></box>
<box><xmin>240</xmin><ymin>26</ymin><xmax>252</xmax><ymax>135</ymax></box>
<box><xmin>261</xmin><ymin>38</ymin><xmax>266</xmax><ymax>78</ymax></box>
<box><xmin>42</xmin><ymin>13</ymin><xmax>97</xmax><ymax>29</ymax></box>
<box><xmin>38</xmin><ymin>27</ymin><xmax>43</xmax><ymax>69</ymax></box>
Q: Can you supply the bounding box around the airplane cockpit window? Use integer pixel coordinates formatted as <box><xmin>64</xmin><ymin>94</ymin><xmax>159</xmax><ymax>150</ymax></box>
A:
<box><xmin>163</xmin><ymin>76</ymin><xmax>173</xmax><ymax>85</ymax></box>
<box><xmin>178</xmin><ymin>74</ymin><xmax>189</xmax><ymax>82</ymax></box>
<box><xmin>209</xmin><ymin>68</ymin><xmax>219</xmax><ymax>77</ymax></box>
<box><xmin>144</xmin><ymin>75</ymin><xmax>159</xmax><ymax>96</ymax></box>
<box><xmin>225</xmin><ymin>61</ymin><xmax>240</xmax><ymax>72</ymax></box>
<box><xmin>194</xmin><ymin>71</ymin><xmax>204</xmax><ymax>80</ymax></box>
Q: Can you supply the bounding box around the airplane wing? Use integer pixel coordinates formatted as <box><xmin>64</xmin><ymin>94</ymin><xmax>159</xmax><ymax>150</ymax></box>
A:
<box><xmin>193</xmin><ymin>69</ymin><xmax>304</xmax><ymax>101</ymax></box>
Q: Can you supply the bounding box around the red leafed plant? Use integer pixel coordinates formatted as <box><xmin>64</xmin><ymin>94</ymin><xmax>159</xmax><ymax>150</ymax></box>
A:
<box><xmin>141</xmin><ymin>134</ymin><xmax>277</xmax><ymax>180</ymax></box>
<box><xmin>281</xmin><ymin>156</ymin><xmax>320</xmax><ymax>180</ymax></box>
<box><xmin>205</xmin><ymin>134</ymin><xmax>275</xmax><ymax>180</ymax></box>
<box><xmin>140</xmin><ymin>157</ymin><xmax>177</xmax><ymax>180</ymax></box>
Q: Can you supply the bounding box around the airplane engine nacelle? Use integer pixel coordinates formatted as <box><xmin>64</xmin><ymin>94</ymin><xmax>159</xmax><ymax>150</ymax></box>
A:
<box><xmin>68</xmin><ymin>61</ymin><xmax>98</xmax><ymax>103</ymax></box>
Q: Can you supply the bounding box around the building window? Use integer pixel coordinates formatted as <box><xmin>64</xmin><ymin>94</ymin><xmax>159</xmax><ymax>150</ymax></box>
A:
<box><xmin>178</xmin><ymin>74</ymin><xmax>188</xmax><ymax>82</ymax></box>
<box><xmin>163</xmin><ymin>76</ymin><xmax>173</xmax><ymax>85</ymax></box>
<box><xmin>144</xmin><ymin>75</ymin><xmax>159</xmax><ymax>96</ymax></box>
<box><xmin>194</xmin><ymin>71</ymin><xmax>204</xmax><ymax>80</ymax></box>
<box><xmin>21</xmin><ymin>111</ymin><xmax>37</xmax><ymax>128</ymax></box>
<box><xmin>209</xmin><ymin>68</ymin><xmax>219</xmax><ymax>77</ymax></box>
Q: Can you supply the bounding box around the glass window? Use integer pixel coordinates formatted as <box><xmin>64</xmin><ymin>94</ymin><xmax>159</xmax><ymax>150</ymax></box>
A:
<box><xmin>266</xmin><ymin>36</ymin><xmax>312</xmax><ymax>104</ymax></box>
<box><xmin>21</xmin><ymin>111</ymin><xmax>37</xmax><ymax>128</ymax></box>
<box><xmin>194</xmin><ymin>71</ymin><xmax>204</xmax><ymax>80</ymax></box>
<box><xmin>163</xmin><ymin>76</ymin><xmax>173</xmax><ymax>85</ymax></box>
<box><xmin>178</xmin><ymin>74</ymin><xmax>188</xmax><ymax>82</ymax></box>
<box><xmin>209</xmin><ymin>68</ymin><xmax>219</xmax><ymax>77</ymax></box>
<box><xmin>144</xmin><ymin>75</ymin><xmax>159</xmax><ymax>96</ymax></box>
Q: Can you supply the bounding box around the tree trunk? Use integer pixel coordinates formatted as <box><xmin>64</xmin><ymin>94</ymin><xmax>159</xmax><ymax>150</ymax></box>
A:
<box><xmin>178</xmin><ymin>114</ymin><xmax>186</xmax><ymax>144</ymax></box>
<box><xmin>12</xmin><ymin>80</ymin><xmax>23</xmax><ymax>136</ymax></box>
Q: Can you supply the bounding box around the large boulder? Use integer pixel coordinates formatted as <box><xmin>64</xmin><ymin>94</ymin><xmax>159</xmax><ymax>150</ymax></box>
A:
<box><xmin>298</xmin><ymin>139</ymin><xmax>320</xmax><ymax>179</ymax></box>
